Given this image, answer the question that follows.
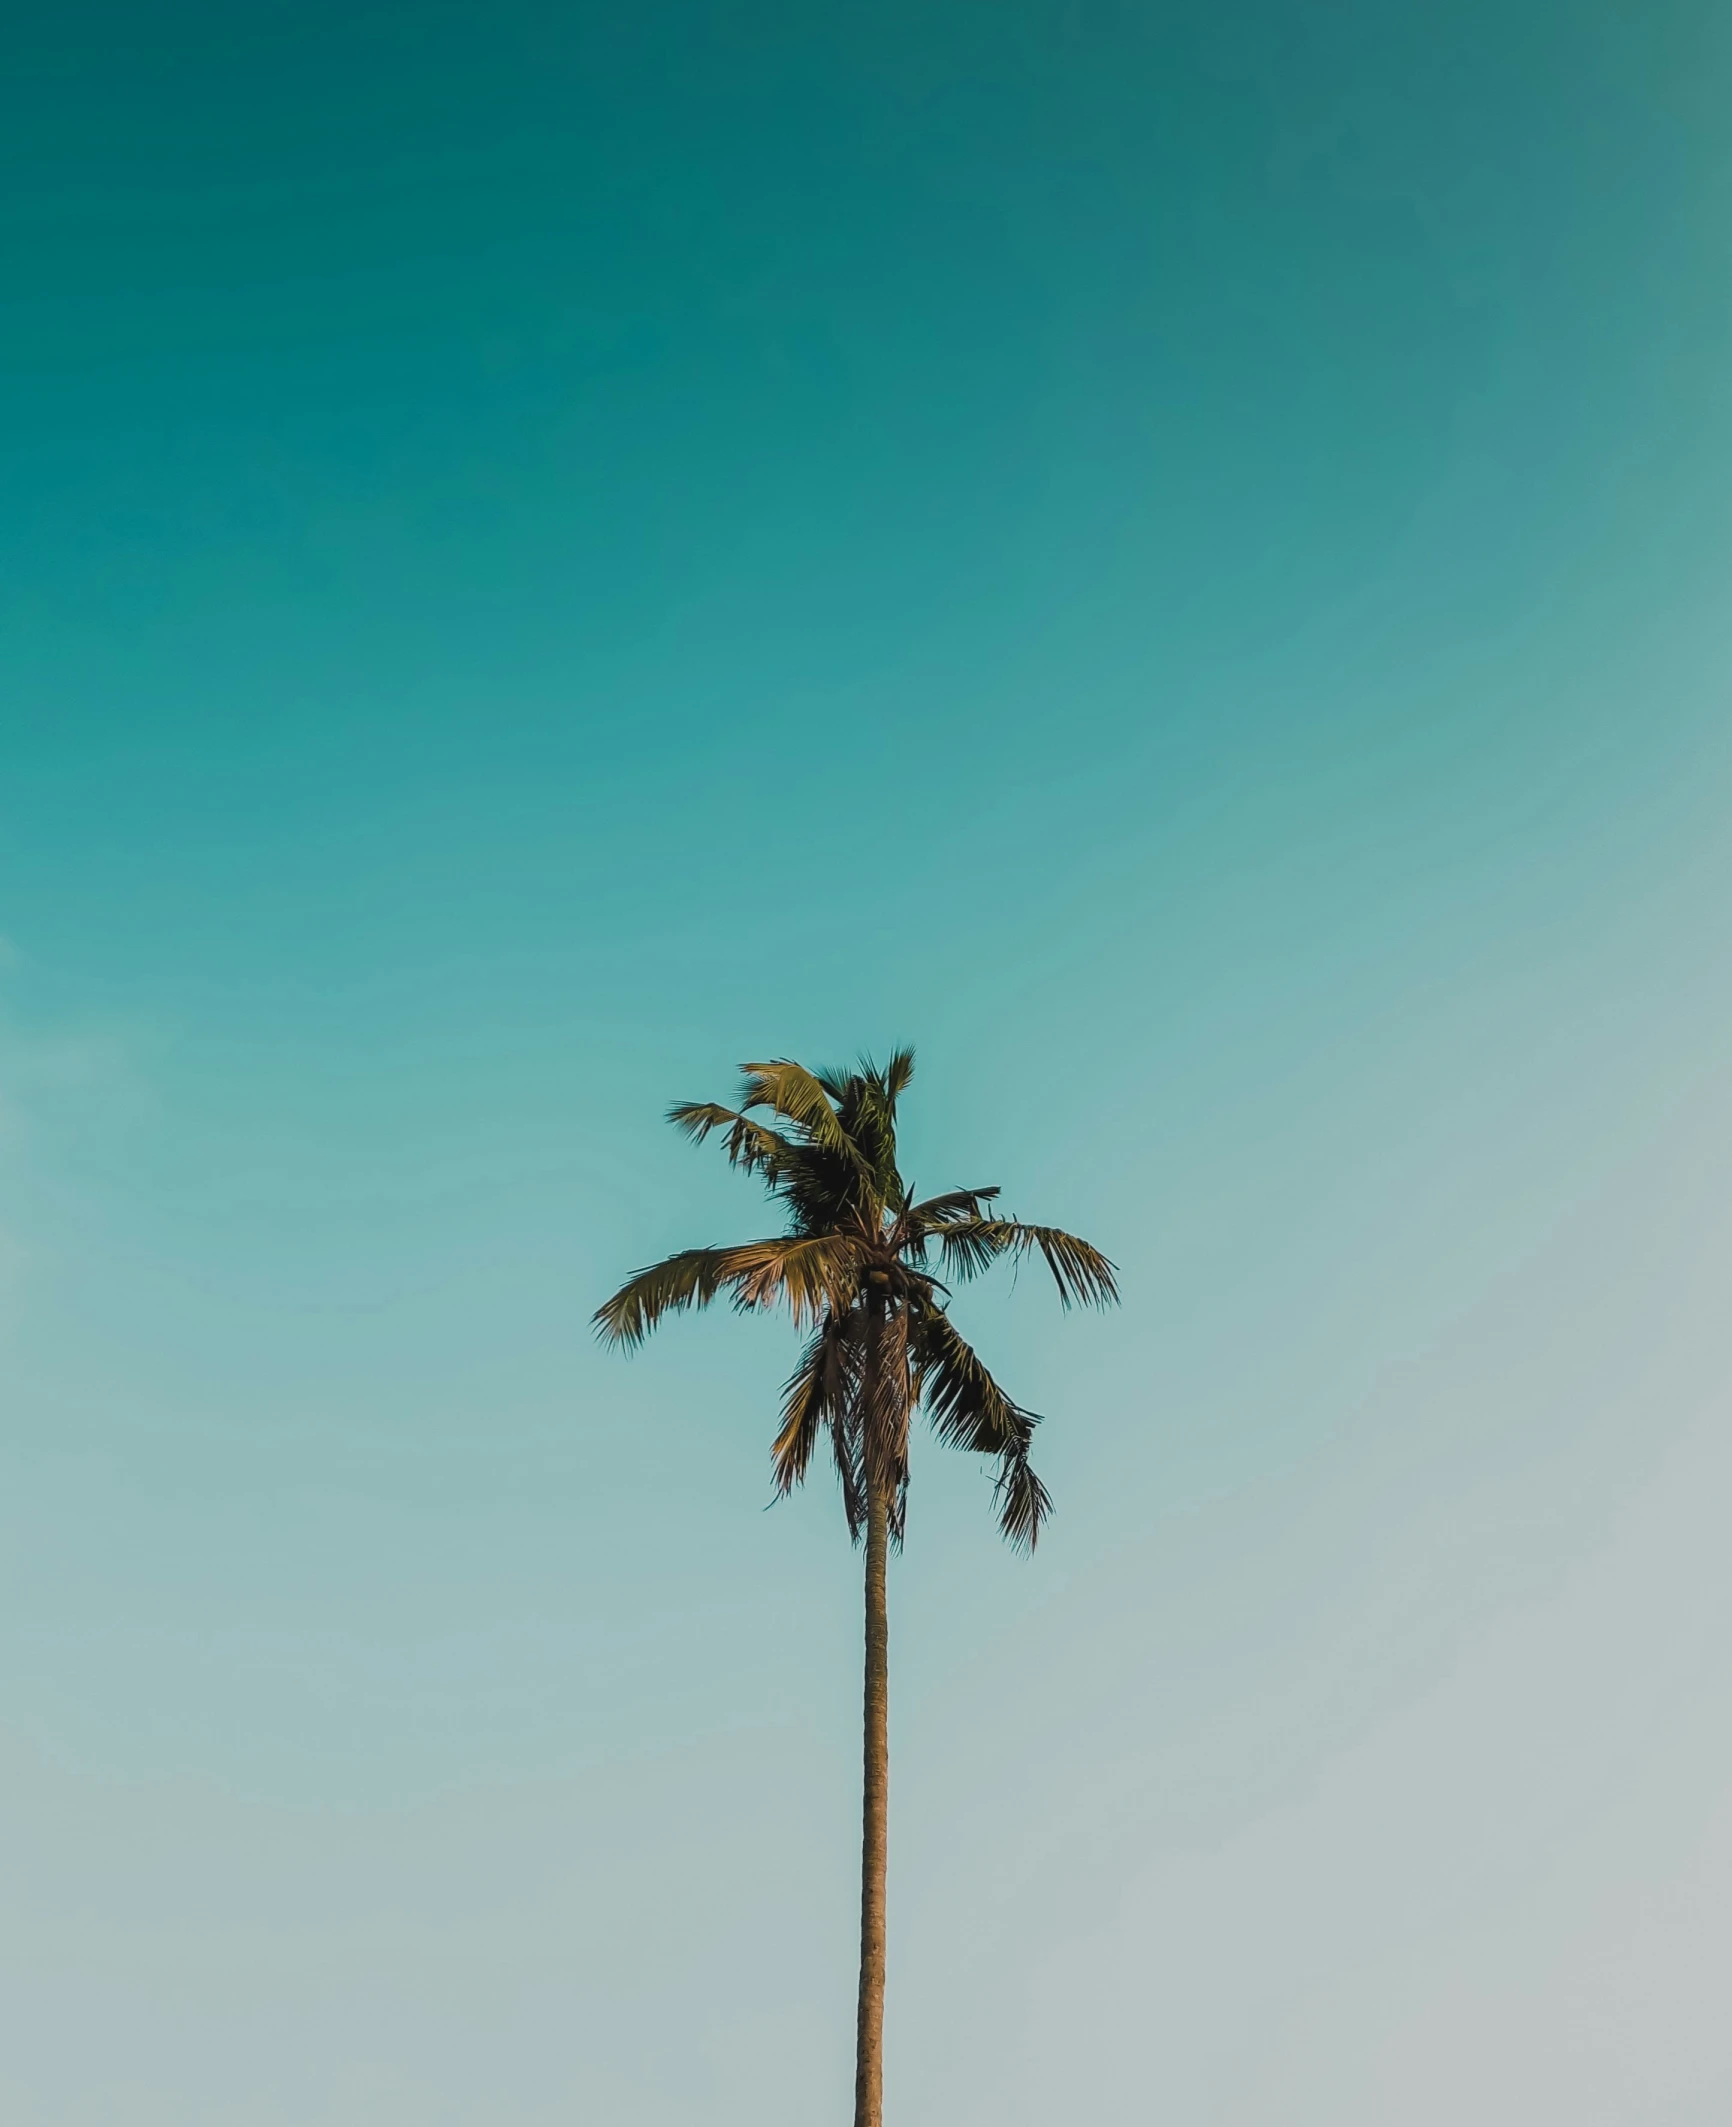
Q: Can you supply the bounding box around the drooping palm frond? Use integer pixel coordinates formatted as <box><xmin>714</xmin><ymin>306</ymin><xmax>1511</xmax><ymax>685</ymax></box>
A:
<box><xmin>827</xmin><ymin>1354</ymin><xmax>868</xmax><ymax>1542</ymax></box>
<box><xmin>992</xmin><ymin>1437</ymin><xmax>1054</xmax><ymax>1554</ymax></box>
<box><xmin>594</xmin><ymin>1234</ymin><xmax>863</xmax><ymax>1347</ymax></box>
<box><xmin>908</xmin><ymin>1303</ymin><xmax>1051</xmax><ymax>1549</ymax></box>
<box><xmin>933</xmin><ymin>1219</ymin><xmax>1119</xmax><ymax>1308</ymax></box>
<box><xmin>773</xmin><ymin>1310</ymin><xmax>860</xmax><ymax>1497</ymax></box>
<box><xmin>908</xmin><ymin>1304</ymin><xmax>1034</xmax><ymax>1456</ymax></box>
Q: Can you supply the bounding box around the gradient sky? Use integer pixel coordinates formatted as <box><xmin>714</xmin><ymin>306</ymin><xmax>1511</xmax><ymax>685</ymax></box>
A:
<box><xmin>4</xmin><ymin>3</ymin><xmax>1732</xmax><ymax>2121</ymax></box>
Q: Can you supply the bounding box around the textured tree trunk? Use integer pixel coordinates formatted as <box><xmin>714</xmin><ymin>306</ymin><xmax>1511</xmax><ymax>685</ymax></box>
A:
<box><xmin>853</xmin><ymin>1476</ymin><xmax>890</xmax><ymax>2127</ymax></box>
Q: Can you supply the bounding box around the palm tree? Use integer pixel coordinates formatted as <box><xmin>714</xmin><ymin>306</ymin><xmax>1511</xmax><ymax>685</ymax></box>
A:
<box><xmin>595</xmin><ymin>1050</ymin><xmax>1116</xmax><ymax>2127</ymax></box>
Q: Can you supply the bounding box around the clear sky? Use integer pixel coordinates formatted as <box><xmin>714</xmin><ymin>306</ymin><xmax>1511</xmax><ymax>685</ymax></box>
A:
<box><xmin>3</xmin><ymin>3</ymin><xmax>1731</xmax><ymax>2121</ymax></box>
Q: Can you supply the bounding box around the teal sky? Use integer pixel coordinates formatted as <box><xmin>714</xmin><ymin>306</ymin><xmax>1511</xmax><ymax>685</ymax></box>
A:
<box><xmin>4</xmin><ymin>3</ymin><xmax>1732</xmax><ymax>2120</ymax></box>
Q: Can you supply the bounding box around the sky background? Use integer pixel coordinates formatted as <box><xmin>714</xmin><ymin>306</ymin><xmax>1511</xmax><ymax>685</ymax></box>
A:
<box><xmin>4</xmin><ymin>1</ymin><xmax>1732</xmax><ymax>2120</ymax></box>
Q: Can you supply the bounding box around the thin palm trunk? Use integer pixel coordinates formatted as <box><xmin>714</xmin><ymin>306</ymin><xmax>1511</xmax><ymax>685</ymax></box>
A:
<box><xmin>854</xmin><ymin>1475</ymin><xmax>890</xmax><ymax>2127</ymax></box>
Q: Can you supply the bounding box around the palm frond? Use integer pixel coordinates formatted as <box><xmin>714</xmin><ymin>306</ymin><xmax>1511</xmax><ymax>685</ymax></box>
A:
<box><xmin>676</xmin><ymin>1106</ymin><xmax>862</xmax><ymax>1238</ymax></box>
<box><xmin>721</xmin><ymin>1234</ymin><xmax>865</xmax><ymax>1323</ymax></box>
<box><xmin>829</xmin><ymin>1393</ymin><xmax>866</xmax><ymax>1543</ymax></box>
<box><xmin>879</xmin><ymin>1046</ymin><xmax>916</xmax><ymax>1105</ymax></box>
<box><xmin>772</xmin><ymin>1309</ymin><xmax>874</xmax><ymax>1540</ymax></box>
<box><xmin>772</xmin><ymin>1311</ymin><xmax>859</xmax><ymax>1495</ymax></box>
<box><xmin>933</xmin><ymin>1219</ymin><xmax>1118</xmax><ymax>1307</ymax></box>
<box><xmin>908</xmin><ymin>1304</ymin><xmax>1034</xmax><ymax>1455</ymax></box>
<box><xmin>907</xmin><ymin>1185</ymin><xmax>1001</xmax><ymax>1230</ymax></box>
<box><xmin>834</xmin><ymin>1067</ymin><xmax>904</xmax><ymax>1216</ymax></box>
<box><xmin>1020</xmin><ymin>1223</ymin><xmax>1119</xmax><ymax>1307</ymax></box>
<box><xmin>668</xmin><ymin>1100</ymin><xmax>806</xmax><ymax>1186</ymax></box>
<box><xmin>737</xmin><ymin>1060</ymin><xmax>861</xmax><ymax>1163</ymax></box>
<box><xmin>992</xmin><ymin>1440</ymin><xmax>1053</xmax><ymax>1554</ymax></box>
<box><xmin>908</xmin><ymin>1305</ymin><xmax>1051</xmax><ymax>1550</ymax></box>
<box><xmin>747</xmin><ymin>1053</ymin><xmax>917</xmax><ymax>1225</ymax></box>
<box><xmin>593</xmin><ymin>1246</ymin><xmax>744</xmax><ymax>1348</ymax></box>
<box><xmin>931</xmin><ymin>1219</ymin><xmax>1006</xmax><ymax>1282</ymax></box>
<box><xmin>594</xmin><ymin>1235</ymin><xmax>862</xmax><ymax>1347</ymax></box>
<box><xmin>666</xmin><ymin>1101</ymin><xmax>738</xmax><ymax>1144</ymax></box>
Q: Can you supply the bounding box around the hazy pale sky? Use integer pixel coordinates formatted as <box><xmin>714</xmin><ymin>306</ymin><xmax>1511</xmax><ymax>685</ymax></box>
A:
<box><xmin>3</xmin><ymin>2</ymin><xmax>1731</xmax><ymax>2121</ymax></box>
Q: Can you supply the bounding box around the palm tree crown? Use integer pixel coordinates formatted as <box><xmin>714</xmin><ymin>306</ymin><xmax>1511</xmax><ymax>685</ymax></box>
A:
<box><xmin>594</xmin><ymin>1049</ymin><xmax>1117</xmax><ymax>1548</ymax></box>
